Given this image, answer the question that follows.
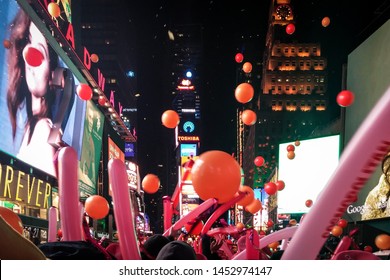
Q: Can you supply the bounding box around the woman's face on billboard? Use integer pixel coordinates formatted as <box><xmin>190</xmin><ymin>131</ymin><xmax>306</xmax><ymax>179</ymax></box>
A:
<box><xmin>23</xmin><ymin>22</ymin><xmax>50</xmax><ymax>99</ymax></box>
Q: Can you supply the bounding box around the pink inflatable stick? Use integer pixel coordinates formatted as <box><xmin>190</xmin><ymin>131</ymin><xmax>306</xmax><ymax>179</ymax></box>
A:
<box><xmin>58</xmin><ymin>147</ymin><xmax>83</xmax><ymax>241</ymax></box>
<box><xmin>162</xmin><ymin>196</ymin><xmax>173</xmax><ymax>231</ymax></box>
<box><xmin>108</xmin><ymin>159</ymin><xmax>140</xmax><ymax>260</ymax></box>
<box><xmin>282</xmin><ymin>86</ymin><xmax>390</xmax><ymax>260</ymax></box>
<box><xmin>163</xmin><ymin>198</ymin><xmax>217</xmax><ymax>236</ymax></box>
<box><xmin>48</xmin><ymin>206</ymin><xmax>58</xmax><ymax>242</ymax></box>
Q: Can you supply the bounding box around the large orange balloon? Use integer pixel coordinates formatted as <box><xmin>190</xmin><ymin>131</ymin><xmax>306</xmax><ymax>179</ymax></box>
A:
<box><xmin>235</xmin><ymin>83</ymin><xmax>254</xmax><ymax>104</ymax></box>
<box><xmin>191</xmin><ymin>150</ymin><xmax>241</xmax><ymax>204</ymax></box>
<box><xmin>242</xmin><ymin>62</ymin><xmax>252</xmax><ymax>73</ymax></box>
<box><xmin>375</xmin><ymin>234</ymin><xmax>390</xmax><ymax>250</ymax></box>
<box><xmin>0</xmin><ymin>206</ymin><xmax>24</xmax><ymax>235</ymax></box>
<box><xmin>236</xmin><ymin>185</ymin><xmax>255</xmax><ymax>207</ymax></box>
<box><xmin>245</xmin><ymin>199</ymin><xmax>262</xmax><ymax>214</ymax></box>
<box><xmin>241</xmin><ymin>109</ymin><xmax>257</xmax><ymax>126</ymax></box>
<box><xmin>142</xmin><ymin>174</ymin><xmax>160</xmax><ymax>194</ymax></box>
<box><xmin>85</xmin><ymin>195</ymin><xmax>110</xmax><ymax>220</ymax></box>
<box><xmin>161</xmin><ymin>110</ymin><xmax>180</xmax><ymax>129</ymax></box>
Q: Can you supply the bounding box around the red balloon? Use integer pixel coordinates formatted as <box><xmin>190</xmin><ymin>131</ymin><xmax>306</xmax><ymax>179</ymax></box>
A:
<box><xmin>364</xmin><ymin>245</ymin><xmax>373</xmax><ymax>252</ymax></box>
<box><xmin>336</xmin><ymin>90</ymin><xmax>355</xmax><ymax>107</ymax></box>
<box><xmin>3</xmin><ymin>39</ymin><xmax>12</xmax><ymax>49</ymax></box>
<box><xmin>98</xmin><ymin>96</ymin><xmax>107</xmax><ymax>106</ymax></box>
<box><xmin>77</xmin><ymin>83</ymin><xmax>93</xmax><ymax>100</ymax></box>
<box><xmin>85</xmin><ymin>195</ymin><xmax>110</xmax><ymax>220</ymax></box>
<box><xmin>264</xmin><ymin>182</ymin><xmax>277</xmax><ymax>195</ymax></box>
<box><xmin>241</xmin><ymin>109</ymin><xmax>257</xmax><ymax>125</ymax></box>
<box><xmin>161</xmin><ymin>110</ymin><xmax>180</xmax><ymax>129</ymax></box>
<box><xmin>275</xmin><ymin>180</ymin><xmax>285</xmax><ymax>191</ymax></box>
<box><xmin>286</xmin><ymin>144</ymin><xmax>295</xmax><ymax>152</ymax></box>
<box><xmin>242</xmin><ymin>62</ymin><xmax>252</xmax><ymax>73</ymax></box>
<box><xmin>286</xmin><ymin>23</ymin><xmax>295</xmax><ymax>35</ymax></box>
<box><xmin>266</xmin><ymin>220</ymin><xmax>274</xmax><ymax>228</ymax></box>
<box><xmin>305</xmin><ymin>199</ymin><xmax>313</xmax><ymax>208</ymax></box>
<box><xmin>337</xmin><ymin>219</ymin><xmax>348</xmax><ymax>228</ymax></box>
<box><xmin>142</xmin><ymin>174</ymin><xmax>160</xmax><ymax>194</ymax></box>
<box><xmin>321</xmin><ymin>17</ymin><xmax>330</xmax><ymax>27</ymax></box>
<box><xmin>91</xmin><ymin>54</ymin><xmax>99</xmax><ymax>63</ymax></box>
<box><xmin>235</xmin><ymin>52</ymin><xmax>244</xmax><ymax>63</ymax></box>
<box><xmin>57</xmin><ymin>228</ymin><xmax>63</xmax><ymax>238</ymax></box>
<box><xmin>191</xmin><ymin>150</ymin><xmax>241</xmax><ymax>204</ymax></box>
<box><xmin>236</xmin><ymin>222</ymin><xmax>245</xmax><ymax>230</ymax></box>
<box><xmin>235</xmin><ymin>83</ymin><xmax>254</xmax><ymax>104</ymax></box>
<box><xmin>23</xmin><ymin>46</ymin><xmax>44</xmax><ymax>67</ymax></box>
<box><xmin>254</xmin><ymin>156</ymin><xmax>264</xmax><ymax>167</ymax></box>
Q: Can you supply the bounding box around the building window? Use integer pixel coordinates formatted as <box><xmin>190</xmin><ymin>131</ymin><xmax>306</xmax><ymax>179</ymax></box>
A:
<box><xmin>271</xmin><ymin>77</ymin><xmax>276</xmax><ymax>83</ymax></box>
<box><xmin>298</xmin><ymin>47</ymin><xmax>303</xmax><ymax>53</ymax></box>
<box><xmin>291</xmin><ymin>48</ymin><xmax>295</xmax><ymax>53</ymax></box>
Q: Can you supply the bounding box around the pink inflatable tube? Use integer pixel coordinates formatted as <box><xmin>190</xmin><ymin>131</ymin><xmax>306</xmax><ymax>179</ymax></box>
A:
<box><xmin>201</xmin><ymin>192</ymin><xmax>246</xmax><ymax>236</ymax></box>
<box><xmin>108</xmin><ymin>159</ymin><xmax>141</xmax><ymax>260</ymax></box>
<box><xmin>282</xmin><ymin>86</ymin><xmax>390</xmax><ymax>260</ymax></box>
<box><xmin>162</xmin><ymin>196</ymin><xmax>172</xmax><ymax>231</ymax></box>
<box><xmin>58</xmin><ymin>147</ymin><xmax>83</xmax><ymax>241</ymax></box>
<box><xmin>232</xmin><ymin>226</ymin><xmax>298</xmax><ymax>260</ymax></box>
<box><xmin>48</xmin><ymin>206</ymin><xmax>58</xmax><ymax>242</ymax></box>
<box><xmin>163</xmin><ymin>198</ymin><xmax>217</xmax><ymax>236</ymax></box>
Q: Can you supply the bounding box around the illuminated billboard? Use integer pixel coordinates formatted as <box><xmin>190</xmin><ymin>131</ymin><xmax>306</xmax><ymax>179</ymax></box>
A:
<box><xmin>277</xmin><ymin>134</ymin><xmax>341</xmax><ymax>214</ymax></box>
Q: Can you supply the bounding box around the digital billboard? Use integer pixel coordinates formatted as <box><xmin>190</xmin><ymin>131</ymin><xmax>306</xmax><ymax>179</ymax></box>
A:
<box><xmin>0</xmin><ymin>1</ymin><xmax>103</xmax><ymax>198</ymax></box>
<box><xmin>277</xmin><ymin>134</ymin><xmax>341</xmax><ymax>214</ymax></box>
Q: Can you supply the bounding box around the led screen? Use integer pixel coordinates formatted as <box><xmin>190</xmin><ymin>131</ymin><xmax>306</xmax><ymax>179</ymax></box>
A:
<box><xmin>277</xmin><ymin>134</ymin><xmax>340</xmax><ymax>214</ymax></box>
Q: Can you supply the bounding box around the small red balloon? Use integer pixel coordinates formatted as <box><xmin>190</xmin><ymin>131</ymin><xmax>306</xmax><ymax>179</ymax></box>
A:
<box><xmin>364</xmin><ymin>245</ymin><xmax>373</xmax><ymax>252</ymax></box>
<box><xmin>264</xmin><ymin>182</ymin><xmax>277</xmax><ymax>195</ymax></box>
<box><xmin>276</xmin><ymin>180</ymin><xmax>285</xmax><ymax>191</ymax></box>
<box><xmin>57</xmin><ymin>228</ymin><xmax>62</xmax><ymax>238</ymax></box>
<box><xmin>91</xmin><ymin>54</ymin><xmax>99</xmax><ymax>63</ymax></box>
<box><xmin>254</xmin><ymin>156</ymin><xmax>264</xmax><ymax>167</ymax></box>
<box><xmin>98</xmin><ymin>96</ymin><xmax>107</xmax><ymax>106</ymax></box>
<box><xmin>142</xmin><ymin>174</ymin><xmax>160</xmax><ymax>194</ymax></box>
<box><xmin>321</xmin><ymin>17</ymin><xmax>330</xmax><ymax>27</ymax></box>
<box><xmin>286</xmin><ymin>23</ymin><xmax>295</xmax><ymax>35</ymax></box>
<box><xmin>305</xmin><ymin>199</ymin><xmax>313</xmax><ymax>208</ymax></box>
<box><xmin>337</xmin><ymin>219</ymin><xmax>348</xmax><ymax>228</ymax></box>
<box><xmin>336</xmin><ymin>90</ymin><xmax>355</xmax><ymax>107</ymax></box>
<box><xmin>23</xmin><ymin>46</ymin><xmax>44</xmax><ymax>67</ymax></box>
<box><xmin>287</xmin><ymin>144</ymin><xmax>295</xmax><ymax>152</ymax></box>
<box><xmin>77</xmin><ymin>84</ymin><xmax>93</xmax><ymax>101</ymax></box>
<box><xmin>235</xmin><ymin>53</ymin><xmax>244</xmax><ymax>63</ymax></box>
<box><xmin>3</xmin><ymin>39</ymin><xmax>12</xmax><ymax>49</ymax></box>
<box><xmin>266</xmin><ymin>220</ymin><xmax>274</xmax><ymax>228</ymax></box>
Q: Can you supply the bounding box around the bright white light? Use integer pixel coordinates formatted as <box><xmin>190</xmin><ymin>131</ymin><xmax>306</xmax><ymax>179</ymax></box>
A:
<box><xmin>277</xmin><ymin>134</ymin><xmax>340</xmax><ymax>214</ymax></box>
<box><xmin>186</xmin><ymin>71</ymin><xmax>192</xmax><ymax>78</ymax></box>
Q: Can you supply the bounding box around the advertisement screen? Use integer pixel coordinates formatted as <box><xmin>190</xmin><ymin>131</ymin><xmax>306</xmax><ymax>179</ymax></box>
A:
<box><xmin>277</xmin><ymin>134</ymin><xmax>341</xmax><ymax>214</ymax></box>
<box><xmin>0</xmin><ymin>2</ymin><xmax>103</xmax><ymax>198</ymax></box>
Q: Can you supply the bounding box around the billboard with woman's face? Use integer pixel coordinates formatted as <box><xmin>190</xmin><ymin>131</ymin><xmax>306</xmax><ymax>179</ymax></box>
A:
<box><xmin>0</xmin><ymin>1</ymin><xmax>103</xmax><ymax>197</ymax></box>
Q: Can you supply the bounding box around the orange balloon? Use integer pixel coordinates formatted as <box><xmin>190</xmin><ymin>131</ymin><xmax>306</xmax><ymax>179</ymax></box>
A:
<box><xmin>85</xmin><ymin>195</ymin><xmax>110</xmax><ymax>220</ymax></box>
<box><xmin>142</xmin><ymin>174</ymin><xmax>160</xmax><ymax>194</ymax></box>
<box><xmin>268</xmin><ymin>241</ymin><xmax>279</xmax><ymax>250</ymax></box>
<box><xmin>245</xmin><ymin>199</ymin><xmax>262</xmax><ymax>214</ymax></box>
<box><xmin>0</xmin><ymin>206</ymin><xmax>23</xmax><ymax>235</ymax></box>
<box><xmin>161</xmin><ymin>110</ymin><xmax>180</xmax><ymax>129</ymax></box>
<box><xmin>236</xmin><ymin>222</ymin><xmax>245</xmax><ymax>230</ymax></box>
<box><xmin>241</xmin><ymin>109</ymin><xmax>257</xmax><ymax>126</ymax></box>
<box><xmin>3</xmin><ymin>39</ymin><xmax>12</xmax><ymax>49</ymax></box>
<box><xmin>287</xmin><ymin>151</ymin><xmax>295</xmax><ymax>159</ymax></box>
<box><xmin>191</xmin><ymin>150</ymin><xmax>241</xmax><ymax>204</ymax></box>
<box><xmin>375</xmin><ymin>234</ymin><xmax>390</xmax><ymax>250</ymax></box>
<box><xmin>331</xmin><ymin>225</ymin><xmax>343</xmax><ymax>237</ymax></box>
<box><xmin>236</xmin><ymin>185</ymin><xmax>255</xmax><ymax>207</ymax></box>
<box><xmin>322</xmin><ymin>16</ymin><xmax>330</xmax><ymax>27</ymax></box>
<box><xmin>242</xmin><ymin>62</ymin><xmax>252</xmax><ymax>73</ymax></box>
<box><xmin>48</xmin><ymin>2</ymin><xmax>61</xmax><ymax>18</ymax></box>
<box><xmin>294</xmin><ymin>140</ymin><xmax>300</xmax><ymax>146</ymax></box>
<box><xmin>91</xmin><ymin>54</ymin><xmax>99</xmax><ymax>63</ymax></box>
<box><xmin>235</xmin><ymin>83</ymin><xmax>254</xmax><ymax>104</ymax></box>
<box><xmin>305</xmin><ymin>199</ymin><xmax>313</xmax><ymax>208</ymax></box>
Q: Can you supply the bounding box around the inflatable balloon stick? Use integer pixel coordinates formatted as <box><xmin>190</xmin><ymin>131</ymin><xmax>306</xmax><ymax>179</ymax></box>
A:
<box><xmin>201</xmin><ymin>192</ymin><xmax>245</xmax><ymax>235</ymax></box>
<box><xmin>282</xmin><ymin>86</ymin><xmax>390</xmax><ymax>260</ymax></box>
<box><xmin>108</xmin><ymin>159</ymin><xmax>141</xmax><ymax>260</ymax></box>
<box><xmin>163</xmin><ymin>198</ymin><xmax>217</xmax><ymax>237</ymax></box>
<box><xmin>48</xmin><ymin>206</ymin><xmax>58</xmax><ymax>242</ymax></box>
<box><xmin>162</xmin><ymin>196</ymin><xmax>173</xmax><ymax>231</ymax></box>
<box><xmin>246</xmin><ymin>229</ymin><xmax>260</xmax><ymax>260</ymax></box>
<box><xmin>58</xmin><ymin>147</ymin><xmax>83</xmax><ymax>241</ymax></box>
